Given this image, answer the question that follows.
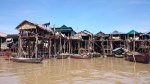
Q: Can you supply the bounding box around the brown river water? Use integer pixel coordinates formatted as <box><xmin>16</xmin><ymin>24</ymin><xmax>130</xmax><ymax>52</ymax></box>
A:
<box><xmin>0</xmin><ymin>56</ymin><xmax>150</xmax><ymax>84</ymax></box>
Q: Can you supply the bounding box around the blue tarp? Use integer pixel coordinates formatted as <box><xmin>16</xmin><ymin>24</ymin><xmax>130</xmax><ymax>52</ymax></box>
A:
<box><xmin>146</xmin><ymin>34</ymin><xmax>150</xmax><ymax>37</ymax></box>
<box><xmin>112</xmin><ymin>48</ymin><xmax>129</xmax><ymax>53</ymax></box>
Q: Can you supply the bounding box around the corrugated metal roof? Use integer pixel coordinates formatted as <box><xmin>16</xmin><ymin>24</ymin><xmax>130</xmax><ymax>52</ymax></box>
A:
<box><xmin>95</xmin><ymin>31</ymin><xmax>109</xmax><ymax>37</ymax></box>
<box><xmin>0</xmin><ymin>32</ymin><xmax>7</xmax><ymax>37</ymax></box>
<box><xmin>110</xmin><ymin>30</ymin><xmax>125</xmax><ymax>35</ymax></box>
<box><xmin>127</xmin><ymin>30</ymin><xmax>139</xmax><ymax>34</ymax></box>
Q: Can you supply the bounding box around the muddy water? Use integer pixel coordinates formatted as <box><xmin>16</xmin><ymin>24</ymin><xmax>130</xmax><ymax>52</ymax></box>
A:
<box><xmin>0</xmin><ymin>56</ymin><xmax>150</xmax><ymax>84</ymax></box>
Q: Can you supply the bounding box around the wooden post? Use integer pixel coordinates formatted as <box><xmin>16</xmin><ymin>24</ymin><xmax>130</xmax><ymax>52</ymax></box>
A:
<box><xmin>106</xmin><ymin>40</ymin><xmax>108</xmax><ymax>55</ymax></box>
<box><xmin>54</xmin><ymin>37</ymin><xmax>56</xmax><ymax>55</ymax></box>
<box><xmin>92</xmin><ymin>37</ymin><xmax>94</xmax><ymax>52</ymax></box>
<box><xmin>88</xmin><ymin>39</ymin><xmax>90</xmax><ymax>52</ymax></box>
<box><xmin>78</xmin><ymin>40</ymin><xmax>80</xmax><ymax>54</ymax></box>
<box><xmin>67</xmin><ymin>39</ymin><xmax>69</xmax><ymax>53</ymax></box>
<box><xmin>18</xmin><ymin>33</ymin><xmax>21</xmax><ymax>57</ymax></box>
<box><xmin>18</xmin><ymin>30</ymin><xmax>23</xmax><ymax>57</ymax></box>
<box><xmin>85</xmin><ymin>40</ymin><xmax>86</xmax><ymax>49</ymax></box>
<box><xmin>0</xmin><ymin>38</ymin><xmax>2</xmax><ymax>51</ymax></box>
<box><xmin>110</xmin><ymin>40</ymin><xmax>113</xmax><ymax>55</ymax></box>
<box><xmin>63</xmin><ymin>39</ymin><xmax>65</xmax><ymax>53</ymax></box>
<box><xmin>35</xmin><ymin>29</ymin><xmax>38</xmax><ymax>58</ymax></box>
<box><xmin>69</xmin><ymin>39</ymin><xmax>71</xmax><ymax>54</ymax></box>
<box><xmin>133</xmin><ymin>32</ymin><xmax>135</xmax><ymax>52</ymax></box>
<box><xmin>48</xmin><ymin>38</ymin><xmax>51</xmax><ymax>58</ymax></box>
<box><xmin>101</xmin><ymin>40</ymin><xmax>106</xmax><ymax>57</ymax></box>
<box><xmin>28</xmin><ymin>40</ymin><xmax>30</xmax><ymax>58</ymax></box>
<box><xmin>68</xmin><ymin>39</ymin><xmax>70</xmax><ymax>53</ymax></box>
<box><xmin>59</xmin><ymin>34</ymin><xmax>62</xmax><ymax>54</ymax></box>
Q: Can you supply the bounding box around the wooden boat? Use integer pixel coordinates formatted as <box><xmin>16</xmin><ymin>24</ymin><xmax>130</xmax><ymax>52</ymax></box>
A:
<box><xmin>114</xmin><ymin>54</ymin><xmax>124</xmax><ymax>58</ymax></box>
<box><xmin>11</xmin><ymin>57</ymin><xmax>43</xmax><ymax>63</ymax></box>
<box><xmin>5</xmin><ymin>56</ymin><xmax>16</xmax><ymax>60</ymax></box>
<box><xmin>70</xmin><ymin>54</ymin><xmax>92</xmax><ymax>59</ymax></box>
<box><xmin>4</xmin><ymin>52</ymin><xmax>16</xmax><ymax>60</ymax></box>
<box><xmin>57</xmin><ymin>53</ymin><xmax>70</xmax><ymax>59</ymax></box>
<box><xmin>126</xmin><ymin>52</ymin><xmax>150</xmax><ymax>63</ymax></box>
<box><xmin>112</xmin><ymin>48</ymin><xmax>128</xmax><ymax>58</ymax></box>
<box><xmin>92</xmin><ymin>52</ymin><xmax>101</xmax><ymax>57</ymax></box>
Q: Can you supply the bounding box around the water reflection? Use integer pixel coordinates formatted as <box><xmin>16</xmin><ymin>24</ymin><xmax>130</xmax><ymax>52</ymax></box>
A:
<box><xmin>0</xmin><ymin>57</ymin><xmax>150</xmax><ymax>84</ymax></box>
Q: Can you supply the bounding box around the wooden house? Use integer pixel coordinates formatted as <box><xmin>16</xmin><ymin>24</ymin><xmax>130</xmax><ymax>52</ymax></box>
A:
<box><xmin>109</xmin><ymin>30</ymin><xmax>126</xmax><ymax>49</ymax></box>
<box><xmin>51</xmin><ymin>25</ymin><xmax>76</xmax><ymax>37</ymax></box>
<box><xmin>93</xmin><ymin>31</ymin><xmax>110</xmax><ymax>54</ymax></box>
<box><xmin>16</xmin><ymin>20</ymin><xmax>53</xmax><ymax>58</ymax></box>
<box><xmin>50</xmin><ymin>25</ymin><xmax>76</xmax><ymax>55</ymax></box>
<box><xmin>71</xmin><ymin>30</ymin><xmax>93</xmax><ymax>54</ymax></box>
<box><xmin>110</xmin><ymin>30</ymin><xmax>126</xmax><ymax>40</ymax></box>
<box><xmin>94</xmin><ymin>31</ymin><xmax>109</xmax><ymax>40</ymax></box>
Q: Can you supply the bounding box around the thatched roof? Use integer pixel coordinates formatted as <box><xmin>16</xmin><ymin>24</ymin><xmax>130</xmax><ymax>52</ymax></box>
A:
<box><xmin>77</xmin><ymin>30</ymin><xmax>93</xmax><ymax>36</ymax></box>
<box><xmin>95</xmin><ymin>31</ymin><xmax>109</xmax><ymax>37</ymax></box>
<box><xmin>71</xmin><ymin>30</ymin><xmax>93</xmax><ymax>39</ymax></box>
<box><xmin>16</xmin><ymin>20</ymin><xmax>52</xmax><ymax>32</ymax></box>
<box><xmin>82</xmin><ymin>30</ymin><xmax>93</xmax><ymax>35</ymax></box>
<box><xmin>0</xmin><ymin>32</ymin><xmax>7</xmax><ymax>38</ymax></box>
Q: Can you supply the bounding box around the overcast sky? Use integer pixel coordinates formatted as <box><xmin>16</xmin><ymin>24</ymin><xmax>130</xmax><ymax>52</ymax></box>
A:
<box><xmin>0</xmin><ymin>0</ymin><xmax>150</xmax><ymax>34</ymax></box>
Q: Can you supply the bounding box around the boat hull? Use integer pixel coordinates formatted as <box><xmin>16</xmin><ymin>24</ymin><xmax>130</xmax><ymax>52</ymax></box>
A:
<box><xmin>114</xmin><ymin>54</ymin><xmax>124</xmax><ymax>58</ymax></box>
<box><xmin>12</xmin><ymin>58</ymin><xmax>42</xmax><ymax>63</ymax></box>
<box><xmin>57</xmin><ymin>55</ymin><xmax>69</xmax><ymax>59</ymax></box>
<box><xmin>70</xmin><ymin>54</ymin><xmax>91</xmax><ymax>59</ymax></box>
<box><xmin>126</xmin><ymin>53</ymin><xmax>149</xmax><ymax>63</ymax></box>
<box><xmin>57</xmin><ymin>53</ymin><xmax>70</xmax><ymax>59</ymax></box>
<box><xmin>5</xmin><ymin>56</ymin><xmax>15</xmax><ymax>60</ymax></box>
<box><xmin>92</xmin><ymin>53</ymin><xmax>101</xmax><ymax>57</ymax></box>
<box><xmin>4</xmin><ymin>52</ymin><xmax>17</xmax><ymax>60</ymax></box>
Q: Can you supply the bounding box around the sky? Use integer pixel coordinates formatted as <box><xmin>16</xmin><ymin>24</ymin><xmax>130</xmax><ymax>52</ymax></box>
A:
<box><xmin>0</xmin><ymin>0</ymin><xmax>150</xmax><ymax>34</ymax></box>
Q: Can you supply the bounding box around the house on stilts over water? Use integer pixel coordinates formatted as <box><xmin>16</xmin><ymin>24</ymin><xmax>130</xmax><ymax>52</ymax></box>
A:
<box><xmin>16</xmin><ymin>20</ymin><xmax>53</xmax><ymax>58</ymax></box>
